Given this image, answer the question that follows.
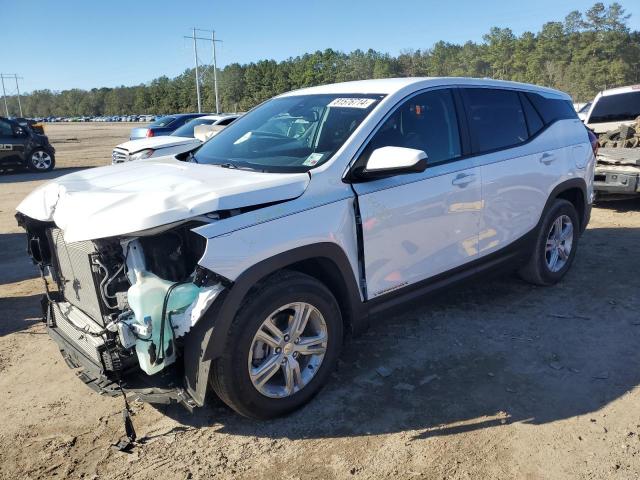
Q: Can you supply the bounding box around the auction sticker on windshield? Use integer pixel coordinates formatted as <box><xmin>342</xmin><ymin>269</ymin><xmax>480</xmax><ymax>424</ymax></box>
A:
<box><xmin>328</xmin><ymin>98</ymin><xmax>377</xmax><ymax>109</ymax></box>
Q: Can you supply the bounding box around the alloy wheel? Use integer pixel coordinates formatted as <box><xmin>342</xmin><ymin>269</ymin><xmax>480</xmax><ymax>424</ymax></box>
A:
<box><xmin>31</xmin><ymin>151</ymin><xmax>52</xmax><ymax>170</ymax></box>
<box><xmin>545</xmin><ymin>214</ymin><xmax>574</xmax><ymax>272</ymax></box>
<box><xmin>248</xmin><ymin>302</ymin><xmax>328</xmax><ymax>398</ymax></box>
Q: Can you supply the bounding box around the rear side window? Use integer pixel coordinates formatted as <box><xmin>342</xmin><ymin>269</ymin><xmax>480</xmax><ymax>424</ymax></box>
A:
<box><xmin>462</xmin><ymin>88</ymin><xmax>528</xmax><ymax>153</ymax></box>
<box><xmin>520</xmin><ymin>93</ymin><xmax>544</xmax><ymax>136</ymax></box>
<box><xmin>526</xmin><ymin>93</ymin><xmax>577</xmax><ymax>124</ymax></box>
<box><xmin>588</xmin><ymin>91</ymin><xmax>640</xmax><ymax>124</ymax></box>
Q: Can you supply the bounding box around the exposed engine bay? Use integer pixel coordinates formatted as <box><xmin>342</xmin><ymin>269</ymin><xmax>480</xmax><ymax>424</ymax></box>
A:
<box><xmin>16</xmin><ymin>213</ymin><xmax>226</xmax><ymax>391</ymax></box>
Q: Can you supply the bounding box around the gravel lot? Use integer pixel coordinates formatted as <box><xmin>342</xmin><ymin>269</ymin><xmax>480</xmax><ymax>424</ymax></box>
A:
<box><xmin>1</xmin><ymin>124</ymin><xmax>639</xmax><ymax>479</ymax></box>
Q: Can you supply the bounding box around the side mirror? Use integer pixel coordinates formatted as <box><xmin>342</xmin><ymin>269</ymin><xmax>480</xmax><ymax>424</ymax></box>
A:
<box><xmin>14</xmin><ymin>126</ymin><xmax>26</xmax><ymax>137</ymax></box>
<box><xmin>360</xmin><ymin>146</ymin><xmax>428</xmax><ymax>179</ymax></box>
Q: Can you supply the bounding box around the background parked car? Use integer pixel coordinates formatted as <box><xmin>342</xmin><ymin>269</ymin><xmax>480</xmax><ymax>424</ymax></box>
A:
<box><xmin>0</xmin><ymin>116</ymin><xmax>55</xmax><ymax>172</ymax></box>
<box><xmin>576</xmin><ymin>102</ymin><xmax>592</xmax><ymax>121</ymax></box>
<box><xmin>112</xmin><ymin>114</ymin><xmax>239</xmax><ymax>164</ymax></box>
<box><xmin>129</xmin><ymin>113</ymin><xmax>209</xmax><ymax>140</ymax></box>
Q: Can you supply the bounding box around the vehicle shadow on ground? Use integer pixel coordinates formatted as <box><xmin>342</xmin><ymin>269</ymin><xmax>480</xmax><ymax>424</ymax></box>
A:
<box><xmin>0</xmin><ymin>233</ymin><xmax>38</xmax><ymax>284</ymax></box>
<box><xmin>0</xmin><ymin>167</ymin><xmax>88</xmax><ymax>184</ymax></box>
<box><xmin>0</xmin><ymin>294</ymin><xmax>42</xmax><ymax>336</ymax></box>
<box><xmin>161</xmin><ymin>225</ymin><xmax>640</xmax><ymax>440</ymax></box>
<box><xmin>594</xmin><ymin>197</ymin><xmax>640</xmax><ymax>212</ymax></box>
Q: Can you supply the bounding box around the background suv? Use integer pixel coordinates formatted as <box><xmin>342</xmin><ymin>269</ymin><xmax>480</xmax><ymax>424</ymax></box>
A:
<box><xmin>17</xmin><ymin>78</ymin><xmax>594</xmax><ymax>420</ymax></box>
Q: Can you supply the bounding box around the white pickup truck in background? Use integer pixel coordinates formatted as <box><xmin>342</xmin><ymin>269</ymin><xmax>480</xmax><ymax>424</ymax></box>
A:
<box><xmin>582</xmin><ymin>85</ymin><xmax>640</xmax><ymax>199</ymax></box>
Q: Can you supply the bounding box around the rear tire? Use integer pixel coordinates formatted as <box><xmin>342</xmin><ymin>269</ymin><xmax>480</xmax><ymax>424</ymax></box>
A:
<box><xmin>210</xmin><ymin>271</ymin><xmax>343</xmax><ymax>419</ymax></box>
<box><xmin>519</xmin><ymin>199</ymin><xmax>579</xmax><ymax>286</ymax></box>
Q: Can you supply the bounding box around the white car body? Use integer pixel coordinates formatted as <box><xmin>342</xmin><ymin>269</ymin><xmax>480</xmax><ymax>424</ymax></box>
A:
<box><xmin>16</xmin><ymin>78</ymin><xmax>595</xmax><ymax>417</ymax></box>
<box><xmin>584</xmin><ymin>85</ymin><xmax>640</xmax><ymax>133</ymax></box>
<box><xmin>111</xmin><ymin>115</ymin><xmax>238</xmax><ymax>164</ymax></box>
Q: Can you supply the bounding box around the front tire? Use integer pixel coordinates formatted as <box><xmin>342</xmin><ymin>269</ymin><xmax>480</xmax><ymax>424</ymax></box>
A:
<box><xmin>27</xmin><ymin>149</ymin><xmax>55</xmax><ymax>172</ymax></box>
<box><xmin>210</xmin><ymin>271</ymin><xmax>343</xmax><ymax>419</ymax></box>
<box><xmin>519</xmin><ymin>199</ymin><xmax>579</xmax><ymax>286</ymax></box>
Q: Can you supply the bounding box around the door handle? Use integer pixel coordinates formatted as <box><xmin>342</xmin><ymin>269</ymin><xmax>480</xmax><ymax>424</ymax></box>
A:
<box><xmin>539</xmin><ymin>152</ymin><xmax>556</xmax><ymax>165</ymax></box>
<box><xmin>451</xmin><ymin>173</ymin><xmax>476</xmax><ymax>187</ymax></box>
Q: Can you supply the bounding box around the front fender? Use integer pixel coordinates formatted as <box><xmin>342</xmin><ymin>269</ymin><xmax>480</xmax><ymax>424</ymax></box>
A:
<box><xmin>183</xmin><ymin>199</ymin><xmax>364</xmax><ymax>406</ymax></box>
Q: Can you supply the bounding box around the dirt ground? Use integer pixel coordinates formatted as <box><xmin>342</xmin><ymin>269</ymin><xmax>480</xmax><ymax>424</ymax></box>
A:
<box><xmin>1</xmin><ymin>123</ymin><xmax>640</xmax><ymax>480</ymax></box>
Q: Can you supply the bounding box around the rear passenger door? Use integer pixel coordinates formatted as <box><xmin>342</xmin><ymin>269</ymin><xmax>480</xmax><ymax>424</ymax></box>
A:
<box><xmin>460</xmin><ymin>88</ymin><xmax>568</xmax><ymax>256</ymax></box>
<box><xmin>352</xmin><ymin>88</ymin><xmax>482</xmax><ymax>299</ymax></box>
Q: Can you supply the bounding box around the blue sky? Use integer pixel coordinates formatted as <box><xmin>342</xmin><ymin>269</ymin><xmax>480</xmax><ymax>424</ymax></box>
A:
<box><xmin>2</xmin><ymin>0</ymin><xmax>639</xmax><ymax>94</ymax></box>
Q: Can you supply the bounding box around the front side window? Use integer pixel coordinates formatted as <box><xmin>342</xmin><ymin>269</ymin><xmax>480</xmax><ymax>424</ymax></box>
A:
<box><xmin>364</xmin><ymin>89</ymin><xmax>462</xmax><ymax>165</ymax></box>
<box><xmin>588</xmin><ymin>91</ymin><xmax>640</xmax><ymax>124</ymax></box>
<box><xmin>194</xmin><ymin>94</ymin><xmax>383</xmax><ymax>172</ymax></box>
<box><xmin>0</xmin><ymin>120</ymin><xmax>12</xmax><ymax>136</ymax></box>
<box><xmin>463</xmin><ymin>88</ymin><xmax>528</xmax><ymax>153</ymax></box>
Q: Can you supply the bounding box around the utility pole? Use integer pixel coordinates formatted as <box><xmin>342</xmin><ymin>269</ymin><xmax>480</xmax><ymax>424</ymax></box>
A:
<box><xmin>192</xmin><ymin>28</ymin><xmax>201</xmax><ymax>113</ymax></box>
<box><xmin>14</xmin><ymin>75</ymin><xmax>22</xmax><ymax>117</ymax></box>
<box><xmin>211</xmin><ymin>30</ymin><xmax>220</xmax><ymax>114</ymax></box>
<box><xmin>0</xmin><ymin>76</ymin><xmax>8</xmax><ymax>117</ymax></box>
<box><xmin>185</xmin><ymin>29</ymin><xmax>223</xmax><ymax>113</ymax></box>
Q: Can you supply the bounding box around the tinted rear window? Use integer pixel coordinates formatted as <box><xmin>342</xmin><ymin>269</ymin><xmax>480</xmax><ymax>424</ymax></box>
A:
<box><xmin>462</xmin><ymin>88</ymin><xmax>528</xmax><ymax>153</ymax></box>
<box><xmin>150</xmin><ymin>116</ymin><xmax>176</xmax><ymax>128</ymax></box>
<box><xmin>588</xmin><ymin>91</ymin><xmax>640</xmax><ymax>123</ymax></box>
<box><xmin>520</xmin><ymin>93</ymin><xmax>544</xmax><ymax>136</ymax></box>
<box><xmin>526</xmin><ymin>93</ymin><xmax>577</xmax><ymax>124</ymax></box>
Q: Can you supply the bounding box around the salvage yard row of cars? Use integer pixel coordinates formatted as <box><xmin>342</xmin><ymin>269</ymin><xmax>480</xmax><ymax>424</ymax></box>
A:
<box><xmin>15</xmin><ymin>77</ymin><xmax>597</xmax><ymax>420</ymax></box>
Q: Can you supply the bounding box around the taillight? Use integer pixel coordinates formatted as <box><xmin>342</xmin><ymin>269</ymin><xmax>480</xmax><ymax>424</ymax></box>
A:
<box><xmin>146</xmin><ymin>129</ymin><xmax>154</xmax><ymax>138</ymax></box>
<box><xmin>587</xmin><ymin>128</ymin><xmax>598</xmax><ymax>156</ymax></box>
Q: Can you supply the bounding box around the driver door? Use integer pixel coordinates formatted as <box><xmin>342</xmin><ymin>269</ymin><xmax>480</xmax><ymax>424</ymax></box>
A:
<box><xmin>351</xmin><ymin>88</ymin><xmax>481</xmax><ymax>299</ymax></box>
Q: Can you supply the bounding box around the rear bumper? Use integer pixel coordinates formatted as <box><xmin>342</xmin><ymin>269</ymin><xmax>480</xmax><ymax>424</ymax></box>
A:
<box><xmin>45</xmin><ymin>298</ymin><xmax>197</xmax><ymax>410</ymax></box>
<box><xmin>594</xmin><ymin>168</ymin><xmax>640</xmax><ymax>196</ymax></box>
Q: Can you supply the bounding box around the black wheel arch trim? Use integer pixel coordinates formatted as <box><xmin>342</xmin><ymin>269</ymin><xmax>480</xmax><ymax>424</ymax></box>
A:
<box><xmin>183</xmin><ymin>242</ymin><xmax>364</xmax><ymax>406</ymax></box>
<box><xmin>545</xmin><ymin>177</ymin><xmax>589</xmax><ymax>231</ymax></box>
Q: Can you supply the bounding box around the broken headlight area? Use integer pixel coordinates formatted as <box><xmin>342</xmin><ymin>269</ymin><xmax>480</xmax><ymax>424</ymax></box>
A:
<box><xmin>16</xmin><ymin>214</ymin><xmax>226</xmax><ymax>382</ymax></box>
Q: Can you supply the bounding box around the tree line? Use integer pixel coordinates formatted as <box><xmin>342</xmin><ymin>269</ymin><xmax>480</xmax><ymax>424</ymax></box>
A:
<box><xmin>7</xmin><ymin>2</ymin><xmax>640</xmax><ymax>117</ymax></box>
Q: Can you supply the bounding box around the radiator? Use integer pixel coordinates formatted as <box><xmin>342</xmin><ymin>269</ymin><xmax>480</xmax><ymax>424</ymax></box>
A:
<box><xmin>50</xmin><ymin>229</ymin><xmax>105</xmax><ymax>325</ymax></box>
<box><xmin>51</xmin><ymin>301</ymin><xmax>105</xmax><ymax>365</ymax></box>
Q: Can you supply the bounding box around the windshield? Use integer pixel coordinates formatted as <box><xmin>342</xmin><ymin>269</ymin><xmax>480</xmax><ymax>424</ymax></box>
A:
<box><xmin>171</xmin><ymin>118</ymin><xmax>217</xmax><ymax>138</ymax></box>
<box><xmin>150</xmin><ymin>116</ymin><xmax>176</xmax><ymax>128</ymax></box>
<box><xmin>590</xmin><ymin>91</ymin><xmax>640</xmax><ymax>123</ymax></box>
<box><xmin>193</xmin><ymin>94</ymin><xmax>383</xmax><ymax>172</ymax></box>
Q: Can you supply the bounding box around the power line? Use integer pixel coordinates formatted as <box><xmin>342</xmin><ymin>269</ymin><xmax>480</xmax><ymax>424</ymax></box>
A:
<box><xmin>0</xmin><ymin>74</ymin><xmax>24</xmax><ymax>117</ymax></box>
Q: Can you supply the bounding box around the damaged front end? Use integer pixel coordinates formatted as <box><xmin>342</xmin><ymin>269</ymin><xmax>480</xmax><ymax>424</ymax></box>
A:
<box><xmin>16</xmin><ymin>213</ymin><xmax>227</xmax><ymax>410</ymax></box>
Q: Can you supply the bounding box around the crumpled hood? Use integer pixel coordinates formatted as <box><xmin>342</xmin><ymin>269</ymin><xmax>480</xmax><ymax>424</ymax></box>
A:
<box><xmin>16</xmin><ymin>157</ymin><xmax>309</xmax><ymax>242</ymax></box>
<box><xmin>115</xmin><ymin>135</ymin><xmax>198</xmax><ymax>153</ymax></box>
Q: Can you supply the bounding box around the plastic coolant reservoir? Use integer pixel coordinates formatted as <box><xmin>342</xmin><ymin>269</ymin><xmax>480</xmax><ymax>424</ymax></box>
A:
<box><xmin>127</xmin><ymin>271</ymin><xmax>199</xmax><ymax>375</ymax></box>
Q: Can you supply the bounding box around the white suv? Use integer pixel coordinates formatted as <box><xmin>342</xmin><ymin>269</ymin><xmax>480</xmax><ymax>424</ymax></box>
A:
<box><xmin>16</xmin><ymin>78</ymin><xmax>594</xmax><ymax>419</ymax></box>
